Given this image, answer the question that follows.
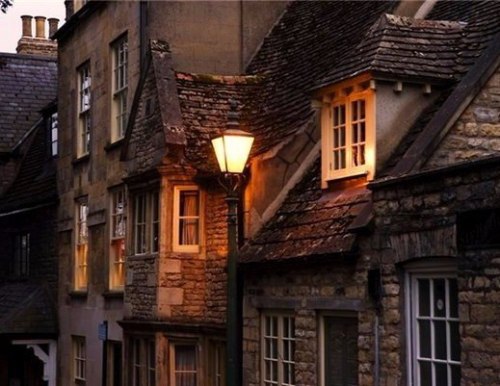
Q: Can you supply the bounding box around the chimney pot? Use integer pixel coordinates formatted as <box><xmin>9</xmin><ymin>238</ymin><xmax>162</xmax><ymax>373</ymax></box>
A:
<box><xmin>20</xmin><ymin>15</ymin><xmax>32</xmax><ymax>37</ymax></box>
<box><xmin>34</xmin><ymin>16</ymin><xmax>46</xmax><ymax>39</ymax></box>
<box><xmin>48</xmin><ymin>18</ymin><xmax>59</xmax><ymax>37</ymax></box>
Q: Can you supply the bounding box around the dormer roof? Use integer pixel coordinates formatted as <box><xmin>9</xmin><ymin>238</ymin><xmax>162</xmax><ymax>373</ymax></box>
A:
<box><xmin>315</xmin><ymin>14</ymin><xmax>467</xmax><ymax>89</ymax></box>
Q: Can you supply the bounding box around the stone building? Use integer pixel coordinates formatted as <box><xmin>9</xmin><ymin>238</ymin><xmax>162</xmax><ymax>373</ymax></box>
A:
<box><xmin>0</xmin><ymin>17</ymin><xmax>58</xmax><ymax>386</ymax></box>
<box><xmin>52</xmin><ymin>1</ymin><xmax>285</xmax><ymax>385</ymax></box>
<box><xmin>237</xmin><ymin>2</ymin><xmax>500</xmax><ymax>386</ymax></box>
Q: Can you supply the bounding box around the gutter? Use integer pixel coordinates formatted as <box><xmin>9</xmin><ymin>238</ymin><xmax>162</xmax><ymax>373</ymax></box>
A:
<box><xmin>0</xmin><ymin>202</ymin><xmax>55</xmax><ymax>218</ymax></box>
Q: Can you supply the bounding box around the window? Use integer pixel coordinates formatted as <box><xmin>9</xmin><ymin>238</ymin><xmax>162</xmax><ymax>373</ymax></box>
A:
<box><xmin>50</xmin><ymin>112</ymin><xmax>58</xmax><ymax>156</ymax></box>
<box><xmin>110</xmin><ymin>188</ymin><xmax>126</xmax><ymax>289</ymax></box>
<box><xmin>106</xmin><ymin>341</ymin><xmax>122</xmax><ymax>386</ymax></box>
<box><xmin>111</xmin><ymin>35</ymin><xmax>128</xmax><ymax>142</ymax></box>
<box><xmin>320</xmin><ymin>79</ymin><xmax>374</xmax><ymax>184</ymax></box>
<box><xmin>173</xmin><ymin>187</ymin><xmax>201</xmax><ymax>252</ymax></box>
<box><xmin>73</xmin><ymin>336</ymin><xmax>86</xmax><ymax>385</ymax></box>
<box><xmin>261</xmin><ymin>313</ymin><xmax>295</xmax><ymax>386</ymax></box>
<box><xmin>77</xmin><ymin>63</ymin><xmax>91</xmax><ymax>157</ymax></box>
<box><xmin>208</xmin><ymin>341</ymin><xmax>225</xmax><ymax>386</ymax></box>
<box><xmin>75</xmin><ymin>200</ymin><xmax>89</xmax><ymax>291</ymax></box>
<box><xmin>407</xmin><ymin>268</ymin><xmax>460</xmax><ymax>386</ymax></box>
<box><xmin>13</xmin><ymin>232</ymin><xmax>30</xmax><ymax>276</ymax></box>
<box><xmin>320</xmin><ymin>314</ymin><xmax>358</xmax><ymax>386</ymax></box>
<box><xmin>130</xmin><ymin>338</ymin><xmax>155</xmax><ymax>386</ymax></box>
<box><xmin>170</xmin><ymin>344</ymin><xmax>198</xmax><ymax>386</ymax></box>
<box><xmin>133</xmin><ymin>191</ymin><xmax>159</xmax><ymax>255</ymax></box>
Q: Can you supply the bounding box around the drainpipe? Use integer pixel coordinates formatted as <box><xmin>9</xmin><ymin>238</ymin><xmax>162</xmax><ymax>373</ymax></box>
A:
<box><xmin>374</xmin><ymin>313</ymin><xmax>380</xmax><ymax>386</ymax></box>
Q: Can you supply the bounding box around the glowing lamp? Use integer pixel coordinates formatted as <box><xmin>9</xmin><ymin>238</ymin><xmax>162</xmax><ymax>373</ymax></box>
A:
<box><xmin>211</xmin><ymin>129</ymin><xmax>254</xmax><ymax>174</ymax></box>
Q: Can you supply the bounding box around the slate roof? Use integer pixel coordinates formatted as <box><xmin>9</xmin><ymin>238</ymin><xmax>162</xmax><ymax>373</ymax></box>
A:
<box><xmin>238</xmin><ymin>0</ymin><xmax>500</xmax><ymax>264</ymax></box>
<box><xmin>0</xmin><ymin>114</ymin><xmax>58</xmax><ymax>213</ymax></box>
<box><xmin>246</xmin><ymin>1</ymin><xmax>395</xmax><ymax>156</ymax></box>
<box><xmin>315</xmin><ymin>14</ymin><xmax>466</xmax><ymax>88</ymax></box>
<box><xmin>0</xmin><ymin>53</ymin><xmax>57</xmax><ymax>154</ymax></box>
<box><xmin>239</xmin><ymin>158</ymin><xmax>371</xmax><ymax>263</ymax></box>
<box><xmin>176</xmin><ymin>72</ymin><xmax>261</xmax><ymax>172</ymax></box>
<box><xmin>0</xmin><ymin>282</ymin><xmax>58</xmax><ymax>336</ymax></box>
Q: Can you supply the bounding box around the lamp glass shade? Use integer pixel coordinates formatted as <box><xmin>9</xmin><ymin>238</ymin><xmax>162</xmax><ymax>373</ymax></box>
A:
<box><xmin>211</xmin><ymin>130</ymin><xmax>254</xmax><ymax>173</ymax></box>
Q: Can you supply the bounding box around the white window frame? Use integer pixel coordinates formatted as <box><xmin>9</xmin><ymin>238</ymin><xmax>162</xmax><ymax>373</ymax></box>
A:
<box><xmin>109</xmin><ymin>187</ymin><xmax>126</xmax><ymax>290</ymax></box>
<box><xmin>132</xmin><ymin>190</ymin><xmax>159</xmax><ymax>255</ymax></box>
<box><xmin>261</xmin><ymin>312</ymin><xmax>296</xmax><ymax>386</ymax></box>
<box><xmin>75</xmin><ymin>200</ymin><xmax>89</xmax><ymax>291</ymax></box>
<box><xmin>169</xmin><ymin>342</ymin><xmax>199</xmax><ymax>386</ymax></box>
<box><xmin>77</xmin><ymin>62</ymin><xmax>91</xmax><ymax>157</ymax></box>
<box><xmin>320</xmin><ymin>77</ymin><xmax>375</xmax><ymax>186</ymax></box>
<box><xmin>73</xmin><ymin>336</ymin><xmax>86</xmax><ymax>384</ymax></box>
<box><xmin>111</xmin><ymin>35</ymin><xmax>128</xmax><ymax>142</ymax></box>
<box><xmin>50</xmin><ymin>112</ymin><xmax>58</xmax><ymax>156</ymax></box>
<box><xmin>405</xmin><ymin>260</ymin><xmax>460</xmax><ymax>386</ymax></box>
<box><xmin>173</xmin><ymin>186</ymin><xmax>202</xmax><ymax>253</ymax></box>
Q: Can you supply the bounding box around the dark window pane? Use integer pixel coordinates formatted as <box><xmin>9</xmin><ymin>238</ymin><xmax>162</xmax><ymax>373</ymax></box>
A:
<box><xmin>451</xmin><ymin>364</ymin><xmax>460</xmax><ymax>386</ymax></box>
<box><xmin>435</xmin><ymin>363</ymin><xmax>448</xmax><ymax>386</ymax></box>
<box><xmin>418</xmin><ymin>320</ymin><xmax>431</xmax><ymax>358</ymax></box>
<box><xmin>434</xmin><ymin>279</ymin><xmax>446</xmax><ymax>317</ymax></box>
<box><xmin>419</xmin><ymin>361</ymin><xmax>432</xmax><ymax>386</ymax></box>
<box><xmin>449</xmin><ymin>279</ymin><xmax>458</xmax><ymax>318</ymax></box>
<box><xmin>418</xmin><ymin>279</ymin><xmax>430</xmax><ymax>317</ymax></box>
<box><xmin>434</xmin><ymin>320</ymin><xmax>447</xmax><ymax>360</ymax></box>
<box><xmin>450</xmin><ymin>321</ymin><xmax>460</xmax><ymax>362</ymax></box>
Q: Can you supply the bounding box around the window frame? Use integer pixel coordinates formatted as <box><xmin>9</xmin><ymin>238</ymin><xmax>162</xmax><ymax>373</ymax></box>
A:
<box><xmin>75</xmin><ymin>200</ymin><xmax>89</xmax><ymax>291</ymax></box>
<box><xmin>77</xmin><ymin>62</ymin><xmax>91</xmax><ymax>158</ymax></box>
<box><xmin>111</xmin><ymin>34</ymin><xmax>128</xmax><ymax>142</ymax></box>
<box><xmin>260</xmin><ymin>312</ymin><xmax>296</xmax><ymax>386</ymax></box>
<box><xmin>320</xmin><ymin>77</ymin><xmax>375</xmax><ymax>186</ymax></box>
<box><xmin>132</xmin><ymin>190</ymin><xmax>159</xmax><ymax>256</ymax></box>
<box><xmin>169</xmin><ymin>342</ymin><xmax>199</xmax><ymax>386</ymax></box>
<box><xmin>13</xmin><ymin>232</ymin><xmax>30</xmax><ymax>277</ymax></box>
<box><xmin>173</xmin><ymin>186</ymin><xmax>202</xmax><ymax>253</ymax></box>
<box><xmin>50</xmin><ymin>111</ymin><xmax>58</xmax><ymax>157</ymax></box>
<box><xmin>130</xmin><ymin>337</ymin><xmax>156</xmax><ymax>386</ymax></box>
<box><xmin>73</xmin><ymin>336</ymin><xmax>86</xmax><ymax>385</ymax></box>
<box><xmin>109</xmin><ymin>187</ymin><xmax>126</xmax><ymax>290</ymax></box>
<box><xmin>405</xmin><ymin>260</ymin><xmax>460</xmax><ymax>386</ymax></box>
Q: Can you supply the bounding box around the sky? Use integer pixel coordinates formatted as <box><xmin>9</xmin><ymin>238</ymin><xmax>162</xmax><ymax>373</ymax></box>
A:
<box><xmin>0</xmin><ymin>0</ymin><xmax>66</xmax><ymax>53</ymax></box>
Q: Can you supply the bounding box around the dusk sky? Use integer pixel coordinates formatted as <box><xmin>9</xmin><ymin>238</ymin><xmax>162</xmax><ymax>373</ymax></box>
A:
<box><xmin>0</xmin><ymin>0</ymin><xmax>66</xmax><ymax>53</ymax></box>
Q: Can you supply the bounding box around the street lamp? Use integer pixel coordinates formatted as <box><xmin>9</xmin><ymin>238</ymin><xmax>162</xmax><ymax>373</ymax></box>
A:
<box><xmin>211</xmin><ymin>103</ymin><xmax>254</xmax><ymax>386</ymax></box>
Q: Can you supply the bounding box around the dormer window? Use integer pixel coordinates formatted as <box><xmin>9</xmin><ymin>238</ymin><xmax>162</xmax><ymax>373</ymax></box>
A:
<box><xmin>320</xmin><ymin>77</ymin><xmax>375</xmax><ymax>186</ymax></box>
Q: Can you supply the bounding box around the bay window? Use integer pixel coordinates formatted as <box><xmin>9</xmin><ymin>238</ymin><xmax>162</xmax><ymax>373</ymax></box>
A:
<box><xmin>173</xmin><ymin>186</ymin><xmax>201</xmax><ymax>252</ymax></box>
<box><xmin>132</xmin><ymin>190</ymin><xmax>159</xmax><ymax>255</ymax></box>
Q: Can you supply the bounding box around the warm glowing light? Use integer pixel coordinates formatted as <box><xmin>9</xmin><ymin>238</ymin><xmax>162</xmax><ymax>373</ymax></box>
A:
<box><xmin>211</xmin><ymin>129</ymin><xmax>254</xmax><ymax>173</ymax></box>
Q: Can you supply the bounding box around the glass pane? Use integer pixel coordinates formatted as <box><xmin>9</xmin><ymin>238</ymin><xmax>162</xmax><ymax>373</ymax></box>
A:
<box><xmin>418</xmin><ymin>279</ymin><xmax>430</xmax><ymax>317</ymax></box>
<box><xmin>450</xmin><ymin>321</ymin><xmax>460</xmax><ymax>361</ymax></box>
<box><xmin>352</xmin><ymin>100</ymin><xmax>358</xmax><ymax>120</ymax></box>
<box><xmin>449</xmin><ymin>279</ymin><xmax>458</xmax><ymax>318</ymax></box>
<box><xmin>419</xmin><ymin>361</ymin><xmax>431</xmax><ymax>386</ymax></box>
<box><xmin>451</xmin><ymin>364</ymin><xmax>460</xmax><ymax>386</ymax></box>
<box><xmin>340</xmin><ymin>127</ymin><xmax>345</xmax><ymax>146</ymax></box>
<box><xmin>353</xmin><ymin>123</ymin><xmax>358</xmax><ymax>143</ymax></box>
<box><xmin>340</xmin><ymin>105</ymin><xmax>345</xmax><ymax>123</ymax></box>
<box><xmin>360</xmin><ymin>100</ymin><xmax>365</xmax><ymax>119</ymax></box>
<box><xmin>435</xmin><ymin>363</ymin><xmax>448</xmax><ymax>386</ymax></box>
<box><xmin>434</xmin><ymin>279</ymin><xmax>446</xmax><ymax>317</ymax></box>
<box><xmin>418</xmin><ymin>320</ymin><xmax>431</xmax><ymax>358</ymax></box>
<box><xmin>434</xmin><ymin>320</ymin><xmax>447</xmax><ymax>360</ymax></box>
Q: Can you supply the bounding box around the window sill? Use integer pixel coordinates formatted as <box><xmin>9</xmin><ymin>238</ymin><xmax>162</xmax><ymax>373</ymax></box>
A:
<box><xmin>128</xmin><ymin>252</ymin><xmax>159</xmax><ymax>261</ymax></box>
<box><xmin>103</xmin><ymin>290</ymin><xmax>124</xmax><ymax>299</ymax></box>
<box><xmin>72</xmin><ymin>154</ymin><xmax>90</xmax><ymax>166</ymax></box>
<box><xmin>69</xmin><ymin>290</ymin><xmax>88</xmax><ymax>299</ymax></box>
<box><xmin>104</xmin><ymin>138</ymin><xmax>125</xmax><ymax>152</ymax></box>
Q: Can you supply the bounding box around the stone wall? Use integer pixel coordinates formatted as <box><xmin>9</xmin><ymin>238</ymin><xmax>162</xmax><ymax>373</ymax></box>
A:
<box><xmin>426</xmin><ymin>65</ymin><xmax>500</xmax><ymax>168</ymax></box>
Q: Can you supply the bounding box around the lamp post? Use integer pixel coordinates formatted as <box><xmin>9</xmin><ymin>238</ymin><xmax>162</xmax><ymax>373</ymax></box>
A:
<box><xmin>211</xmin><ymin>105</ymin><xmax>254</xmax><ymax>386</ymax></box>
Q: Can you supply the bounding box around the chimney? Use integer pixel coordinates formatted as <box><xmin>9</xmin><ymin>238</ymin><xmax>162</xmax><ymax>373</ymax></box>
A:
<box><xmin>34</xmin><ymin>16</ymin><xmax>46</xmax><ymax>38</ymax></box>
<box><xmin>48</xmin><ymin>18</ymin><xmax>59</xmax><ymax>37</ymax></box>
<box><xmin>21</xmin><ymin>15</ymin><xmax>32</xmax><ymax>37</ymax></box>
<box><xmin>16</xmin><ymin>15</ymin><xmax>57</xmax><ymax>58</ymax></box>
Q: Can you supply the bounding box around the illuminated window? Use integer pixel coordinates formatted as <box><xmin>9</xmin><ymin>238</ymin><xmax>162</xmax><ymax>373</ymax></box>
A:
<box><xmin>73</xmin><ymin>336</ymin><xmax>86</xmax><ymax>384</ymax></box>
<box><xmin>133</xmin><ymin>191</ymin><xmax>159</xmax><ymax>255</ymax></box>
<box><xmin>321</xmin><ymin>79</ymin><xmax>375</xmax><ymax>184</ymax></box>
<box><xmin>173</xmin><ymin>186</ymin><xmax>201</xmax><ymax>253</ymax></box>
<box><xmin>262</xmin><ymin>313</ymin><xmax>295</xmax><ymax>386</ymax></box>
<box><xmin>170</xmin><ymin>344</ymin><xmax>198</xmax><ymax>386</ymax></box>
<box><xmin>110</xmin><ymin>188</ymin><xmax>126</xmax><ymax>289</ymax></box>
<box><xmin>75</xmin><ymin>200</ymin><xmax>88</xmax><ymax>291</ymax></box>
<box><xmin>111</xmin><ymin>35</ymin><xmax>128</xmax><ymax>142</ymax></box>
<box><xmin>77</xmin><ymin>63</ymin><xmax>91</xmax><ymax>157</ymax></box>
<box><xmin>407</xmin><ymin>267</ymin><xmax>460</xmax><ymax>386</ymax></box>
